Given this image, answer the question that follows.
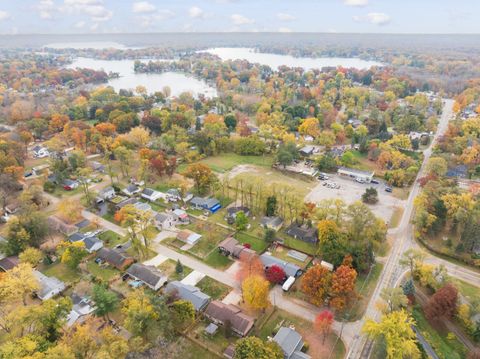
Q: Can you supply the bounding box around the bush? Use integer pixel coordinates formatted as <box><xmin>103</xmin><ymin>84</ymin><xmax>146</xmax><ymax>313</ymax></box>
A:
<box><xmin>43</xmin><ymin>181</ymin><xmax>56</xmax><ymax>193</ymax></box>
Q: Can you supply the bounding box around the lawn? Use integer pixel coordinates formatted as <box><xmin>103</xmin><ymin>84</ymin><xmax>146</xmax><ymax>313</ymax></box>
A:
<box><xmin>204</xmin><ymin>250</ymin><xmax>233</xmax><ymax>269</ymax></box>
<box><xmin>270</xmin><ymin>245</ymin><xmax>312</xmax><ymax>268</ymax></box>
<box><xmin>51</xmin><ymin>186</ymin><xmax>83</xmax><ymax>198</ymax></box>
<box><xmin>411</xmin><ymin>306</ymin><xmax>467</xmax><ymax>359</ymax></box>
<box><xmin>451</xmin><ymin>279</ymin><xmax>480</xmax><ymax>309</ymax></box>
<box><xmin>389</xmin><ymin>206</ymin><xmax>404</xmax><ymax>228</ymax></box>
<box><xmin>186</xmin><ymin>222</ymin><xmax>232</xmax><ymax>259</ymax></box>
<box><xmin>348</xmin><ymin>262</ymin><xmax>384</xmax><ymax>321</ymax></box>
<box><xmin>125</xmin><ymin>246</ymin><xmax>158</xmax><ymax>261</ymax></box>
<box><xmin>278</xmin><ymin>233</ymin><xmax>318</xmax><ymax>256</ymax></box>
<box><xmin>235</xmin><ymin>232</ymin><xmax>269</xmax><ymax>253</ymax></box>
<box><xmin>180</xmin><ymin>153</ymin><xmax>274</xmax><ymax>174</ymax></box>
<box><xmin>158</xmin><ymin>258</ymin><xmax>193</xmax><ymax>281</ymax></box>
<box><xmin>42</xmin><ymin>262</ymin><xmax>82</xmax><ymax>284</ymax></box>
<box><xmin>86</xmin><ymin>261</ymin><xmax>119</xmax><ymax>281</ymax></box>
<box><xmin>98</xmin><ymin>230</ymin><xmax>125</xmax><ymax>248</ymax></box>
<box><xmin>196</xmin><ymin>276</ymin><xmax>231</xmax><ymax>300</ymax></box>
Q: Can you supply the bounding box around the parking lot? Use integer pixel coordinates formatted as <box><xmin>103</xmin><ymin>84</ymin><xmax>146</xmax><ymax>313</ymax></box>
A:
<box><xmin>304</xmin><ymin>173</ymin><xmax>404</xmax><ymax>223</ymax></box>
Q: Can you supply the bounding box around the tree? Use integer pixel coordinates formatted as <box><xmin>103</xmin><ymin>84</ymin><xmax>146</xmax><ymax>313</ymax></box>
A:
<box><xmin>265</xmin><ymin>196</ymin><xmax>277</xmax><ymax>216</ymax></box>
<box><xmin>235</xmin><ymin>211</ymin><xmax>248</xmax><ymax>231</ymax></box>
<box><xmin>317</xmin><ymin>219</ymin><xmax>341</xmax><ymax>245</ymax></box>
<box><xmin>184</xmin><ymin>163</ymin><xmax>216</xmax><ymax>195</ymax></box>
<box><xmin>3</xmin><ymin>217</ymin><xmax>31</xmax><ymax>255</ymax></box>
<box><xmin>175</xmin><ymin>259</ymin><xmax>184</xmax><ymax>275</ymax></box>
<box><xmin>171</xmin><ymin>299</ymin><xmax>195</xmax><ymax>330</ymax></box>
<box><xmin>265</xmin><ymin>265</ymin><xmax>286</xmax><ymax>284</ymax></box>
<box><xmin>400</xmin><ymin>249</ymin><xmax>425</xmax><ymax>276</ymax></box>
<box><xmin>235</xmin><ymin>336</ymin><xmax>283</xmax><ymax>359</ymax></box>
<box><xmin>425</xmin><ymin>283</ymin><xmax>458</xmax><ymax>321</ymax></box>
<box><xmin>330</xmin><ymin>257</ymin><xmax>357</xmax><ymax>311</ymax></box>
<box><xmin>57</xmin><ymin>198</ymin><xmax>83</xmax><ymax>224</ymax></box>
<box><xmin>224</xmin><ymin>114</ymin><xmax>237</xmax><ymax>132</ymax></box>
<box><xmin>402</xmin><ymin>278</ymin><xmax>415</xmax><ymax>302</ymax></box>
<box><xmin>314</xmin><ymin>310</ymin><xmax>334</xmax><ymax>344</ymax></box>
<box><xmin>114</xmin><ymin>146</ymin><xmax>133</xmax><ymax>177</ymax></box>
<box><xmin>58</xmin><ymin>241</ymin><xmax>87</xmax><ymax>270</ymax></box>
<box><xmin>362</xmin><ymin>187</ymin><xmax>379</xmax><ymax>204</ymax></box>
<box><xmin>242</xmin><ymin>275</ymin><xmax>270</xmax><ymax>310</ymax></box>
<box><xmin>363</xmin><ymin>310</ymin><xmax>420</xmax><ymax>359</ymax></box>
<box><xmin>426</xmin><ymin>157</ymin><xmax>448</xmax><ymax>176</ymax></box>
<box><xmin>19</xmin><ymin>247</ymin><xmax>43</xmax><ymax>266</ymax></box>
<box><xmin>236</xmin><ymin>255</ymin><xmax>264</xmax><ymax>283</ymax></box>
<box><xmin>122</xmin><ymin>289</ymin><xmax>159</xmax><ymax>339</ymax></box>
<box><xmin>0</xmin><ymin>263</ymin><xmax>39</xmax><ymax>305</ymax></box>
<box><xmin>299</xmin><ymin>117</ymin><xmax>321</xmax><ymax>138</ymax></box>
<box><xmin>264</xmin><ymin>228</ymin><xmax>276</xmax><ymax>243</ymax></box>
<box><xmin>301</xmin><ymin>265</ymin><xmax>332</xmax><ymax>306</ymax></box>
<box><xmin>380</xmin><ymin>287</ymin><xmax>408</xmax><ymax>313</ymax></box>
<box><xmin>277</xmin><ymin>148</ymin><xmax>294</xmax><ymax>168</ymax></box>
<box><xmin>316</xmin><ymin>153</ymin><xmax>337</xmax><ymax>172</ymax></box>
<box><xmin>92</xmin><ymin>284</ymin><xmax>119</xmax><ymax>322</ymax></box>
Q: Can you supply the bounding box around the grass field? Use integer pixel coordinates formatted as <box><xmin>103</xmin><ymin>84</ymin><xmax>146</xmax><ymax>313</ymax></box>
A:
<box><xmin>196</xmin><ymin>276</ymin><xmax>231</xmax><ymax>300</ymax></box>
<box><xmin>411</xmin><ymin>306</ymin><xmax>467</xmax><ymax>359</ymax></box>
<box><xmin>204</xmin><ymin>250</ymin><xmax>233</xmax><ymax>269</ymax></box>
<box><xmin>158</xmin><ymin>258</ymin><xmax>193</xmax><ymax>281</ymax></box>
<box><xmin>186</xmin><ymin>222</ymin><xmax>231</xmax><ymax>258</ymax></box>
<box><xmin>42</xmin><ymin>262</ymin><xmax>82</xmax><ymax>283</ymax></box>
<box><xmin>98</xmin><ymin>230</ymin><xmax>125</xmax><ymax>248</ymax></box>
<box><xmin>270</xmin><ymin>245</ymin><xmax>311</xmax><ymax>268</ymax></box>
<box><xmin>235</xmin><ymin>232</ymin><xmax>269</xmax><ymax>253</ymax></box>
<box><xmin>179</xmin><ymin>153</ymin><xmax>274</xmax><ymax>173</ymax></box>
<box><xmin>86</xmin><ymin>261</ymin><xmax>119</xmax><ymax>281</ymax></box>
<box><xmin>389</xmin><ymin>207</ymin><xmax>404</xmax><ymax>228</ymax></box>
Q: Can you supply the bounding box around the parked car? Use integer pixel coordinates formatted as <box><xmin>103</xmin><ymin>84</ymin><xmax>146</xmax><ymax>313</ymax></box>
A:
<box><xmin>355</xmin><ymin>178</ymin><xmax>365</xmax><ymax>184</ymax></box>
<box><xmin>371</xmin><ymin>179</ymin><xmax>380</xmax><ymax>184</ymax></box>
<box><xmin>385</xmin><ymin>187</ymin><xmax>393</xmax><ymax>193</ymax></box>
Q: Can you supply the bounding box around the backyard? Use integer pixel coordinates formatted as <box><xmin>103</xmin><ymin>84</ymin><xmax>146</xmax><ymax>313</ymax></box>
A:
<box><xmin>158</xmin><ymin>258</ymin><xmax>193</xmax><ymax>281</ymax></box>
<box><xmin>196</xmin><ymin>276</ymin><xmax>231</xmax><ymax>300</ymax></box>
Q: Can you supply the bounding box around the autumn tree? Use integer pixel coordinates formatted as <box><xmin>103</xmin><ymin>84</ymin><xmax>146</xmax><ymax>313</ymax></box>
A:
<box><xmin>399</xmin><ymin>248</ymin><xmax>425</xmax><ymax>276</ymax></box>
<box><xmin>57</xmin><ymin>241</ymin><xmax>87</xmax><ymax>270</ymax></box>
<box><xmin>235</xmin><ymin>336</ymin><xmax>283</xmax><ymax>359</ymax></box>
<box><xmin>3</xmin><ymin>216</ymin><xmax>31</xmax><ymax>255</ymax></box>
<box><xmin>314</xmin><ymin>310</ymin><xmax>334</xmax><ymax>344</ymax></box>
<box><xmin>19</xmin><ymin>247</ymin><xmax>43</xmax><ymax>266</ymax></box>
<box><xmin>242</xmin><ymin>275</ymin><xmax>270</xmax><ymax>311</ymax></box>
<box><xmin>380</xmin><ymin>287</ymin><xmax>408</xmax><ymax>313</ymax></box>
<box><xmin>57</xmin><ymin>198</ymin><xmax>83</xmax><ymax>224</ymax></box>
<box><xmin>236</xmin><ymin>255</ymin><xmax>264</xmax><ymax>283</ymax></box>
<box><xmin>0</xmin><ymin>263</ymin><xmax>39</xmax><ymax>306</ymax></box>
<box><xmin>265</xmin><ymin>265</ymin><xmax>286</xmax><ymax>284</ymax></box>
<box><xmin>171</xmin><ymin>299</ymin><xmax>195</xmax><ymax>330</ymax></box>
<box><xmin>184</xmin><ymin>163</ymin><xmax>216</xmax><ymax>195</ymax></box>
<box><xmin>425</xmin><ymin>283</ymin><xmax>458</xmax><ymax>321</ymax></box>
<box><xmin>330</xmin><ymin>256</ymin><xmax>357</xmax><ymax>311</ymax></box>
<box><xmin>363</xmin><ymin>310</ymin><xmax>420</xmax><ymax>359</ymax></box>
<box><xmin>301</xmin><ymin>264</ymin><xmax>332</xmax><ymax>306</ymax></box>
<box><xmin>92</xmin><ymin>284</ymin><xmax>119</xmax><ymax>322</ymax></box>
<box><xmin>122</xmin><ymin>289</ymin><xmax>159</xmax><ymax>340</ymax></box>
<box><xmin>299</xmin><ymin>117</ymin><xmax>321</xmax><ymax>138</ymax></box>
<box><xmin>426</xmin><ymin>157</ymin><xmax>448</xmax><ymax>176</ymax></box>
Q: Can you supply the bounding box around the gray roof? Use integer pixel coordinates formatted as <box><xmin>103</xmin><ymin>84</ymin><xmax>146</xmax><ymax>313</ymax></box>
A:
<box><xmin>190</xmin><ymin>196</ymin><xmax>206</xmax><ymax>206</ymax></box>
<box><xmin>83</xmin><ymin>236</ymin><xmax>103</xmax><ymax>251</ymax></box>
<box><xmin>126</xmin><ymin>263</ymin><xmax>167</xmax><ymax>289</ymax></box>
<box><xmin>141</xmin><ymin>188</ymin><xmax>154</xmax><ymax>196</ymax></box>
<box><xmin>99</xmin><ymin>186</ymin><xmax>115</xmax><ymax>196</ymax></box>
<box><xmin>338</xmin><ymin>166</ymin><xmax>374</xmax><ymax>177</ymax></box>
<box><xmin>125</xmin><ymin>184</ymin><xmax>139</xmax><ymax>193</ymax></box>
<box><xmin>300</xmin><ymin>146</ymin><xmax>314</xmax><ymax>154</ymax></box>
<box><xmin>97</xmin><ymin>248</ymin><xmax>132</xmax><ymax>269</ymax></box>
<box><xmin>260</xmin><ymin>254</ymin><xmax>301</xmax><ymax>278</ymax></box>
<box><xmin>165</xmin><ymin>281</ymin><xmax>210</xmax><ymax>311</ymax></box>
<box><xmin>0</xmin><ymin>256</ymin><xmax>19</xmax><ymax>271</ymax></box>
<box><xmin>63</xmin><ymin>179</ymin><xmax>78</xmax><ymax>186</ymax></box>
<box><xmin>286</xmin><ymin>224</ymin><xmax>318</xmax><ymax>243</ymax></box>
<box><xmin>34</xmin><ymin>270</ymin><xmax>65</xmax><ymax>299</ymax></box>
<box><xmin>69</xmin><ymin>232</ymin><xmax>86</xmax><ymax>242</ymax></box>
<box><xmin>155</xmin><ymin>212</ymin><xmax>173</xmax><ymax>223</ymax></box>
<box><xmin>273</xmin><ymin>327</ymin><xmax>310</xmax><ymax>359</ymax></box>
<box><xmin>261</xmin><ymin>216</ymin><xmax>283</xmax><ymax>227</ymax></box>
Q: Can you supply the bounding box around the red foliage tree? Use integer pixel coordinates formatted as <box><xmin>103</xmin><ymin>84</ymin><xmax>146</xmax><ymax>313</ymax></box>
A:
<box><xmin>149</xmin><ymin>153</ymin><xmax>166</xmax><ymax>176</ymax></box>
<box><xmin>265</xmin><ymin>265</ymin><xmax>286</xmax><ymax>284</ymax></box>
<box><xmin>425</xmin><ymin>283</ymin><xmax>458</xmax><ymax>322</ymax></box>
<box><xmin>236</xmin><ymin>255</ymin><xmax>264</xmax><ymax>283</ymax></box>
<box><xmin>330</xmin><ymin>256</ymin><xmax>357</xmax><ymax>311</ymax></box>
<box><xmin>314</xmin><ymin>310</ymin><xmax>334</xmax><ymax>344</ymax></box>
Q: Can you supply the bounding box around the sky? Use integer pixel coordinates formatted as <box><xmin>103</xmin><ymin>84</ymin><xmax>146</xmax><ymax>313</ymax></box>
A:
<box><xmin>0</xmin><ymin>0</ymin><xmax>478</xmax><ymax>34</ymax></box>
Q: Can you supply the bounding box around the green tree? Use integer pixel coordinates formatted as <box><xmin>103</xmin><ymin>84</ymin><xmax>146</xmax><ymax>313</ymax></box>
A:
<box><xmin>235</xmin><ymin>336</ymin><xmax>283</xmax><ymax>359</ymax></box>
<box><xmin>171</xmin><ymin>300</ymin><xmax>195</xmax><ymax>330</ymax></box>
<box><xmin>264</xmin><ymin>228</ymin><xmax>276</xmax><ymax>243</ymax></box>
<box><xmin>316</xmin><ymin>153</ymin><xmax>337</xmax><ymax>172</ymax></box>
<box><xmin>19</xmin><ymin>247</ymin><xmax>43</xmax><ymax>266</ymax></box>
<box><xmin>235</xmin><ymin>211</ymin><xmax>248</xmax><ymax>231</ymax></box>
<box><xmin>92</xmin><ymin>284</ymin><xmax>119</xmax><ymax>322</ymax></box>
<box><xmin>399</xmin><ymin>249</ymin><xmax>425</xmax><ymax>276</ymax></box>
<box><xmin>265</xmin><ymin>196</ymin><xmax>277</xmax><ymax>216</ymax></box>
<box><xmin>380</xmin><ymin>287</ymin><xmax>408</xmax><ymax>313</ymax></box>
<box><xmin>175</xmin><ymin>259</ymin><xmax>184</xmax><ymax>275</ymax></box>
<box><xmin>362</xmin><ymin>187</ymin><xmax>379</xmax><ymax>204</ymax></box>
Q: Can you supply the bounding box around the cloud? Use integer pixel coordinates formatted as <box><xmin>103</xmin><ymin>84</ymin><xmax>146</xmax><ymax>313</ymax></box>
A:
<box><xmin>37</xmin><ymin>0</ymin><xmax>56</xmax><ymax>20</ymax></box>
<box><xmin>231</xmin><ymin>14</ymin><xmax>254</xmax><ymax>25</ymax></box>
<box><xmin>136</xmin><ymin>9</ymin><xmax>175</xmax><ymax>28</ymax></box>
<box><xmin>63</xmin><ymin>0</ymin><xmax>113</xmax><ymax>22</ymax></box>
<box><xmin>74</xmin><ymin>20</ymin><xmax>86</xmax><ymax>28</ymax></box>
<box><xmin>276</xmin><ymin>13</ymin><xmax>295</xmax><ymax>21</ymax></box>
<box><xmin>278</xmin><ymin>27</ymin><xmax>292</xmax><ymax>33</ymax></box>
<box><xmin>133</xmin><ymin>1</ymin><xmax>156</xmax><ymax>14</ymax></box>
<box><xmin>188</xmin><ymin>6</ymin><xmax>205</xmax><ymax>19</ymax></box>
<box><xmin>343</xmin><ymin>0</ymin><xmax>368</xmax><ymax>6</ymax></box>
<box><xmin>0</xmin><ymin>10</ymin><xmax>11</xmax><ymax>21</ymax></box>
<box><xmin>354</xmin><ymin>12</ymin><xmax>390</xmax><ymax>25</ymax></box>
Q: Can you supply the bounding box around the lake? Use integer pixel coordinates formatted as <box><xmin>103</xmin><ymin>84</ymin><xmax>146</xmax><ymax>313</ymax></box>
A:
<box><xmin>200</xmin><ymin>47</ymin><xmax>383</xmax><ymax>70</ymax></box>
<box><xmin>67</xmin><ymin>57</ymin><xmax>218</xmax><ymax>98</ymax></box>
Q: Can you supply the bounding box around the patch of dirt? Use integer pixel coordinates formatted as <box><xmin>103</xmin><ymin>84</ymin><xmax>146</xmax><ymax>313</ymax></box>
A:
<box><xmin>223</xmin><ymin>165</ymin><xmax>259</xmax><ymax>180</ymax></box>
<box><xmin>300</xmin><ymin>329</ymin><xmax>340</xmax><ymax>359</ymax></box>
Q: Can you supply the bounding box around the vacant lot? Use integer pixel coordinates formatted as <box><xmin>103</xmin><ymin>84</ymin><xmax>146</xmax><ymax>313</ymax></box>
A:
<box><xmin>305</xmin><ymin>174</ymin><xmax>404</xmax><ymax>223</ymax></box>
<box><xmin>179</xmin><ymin>153</ymin><xmax>274</xmax><ymax>174</ymax></box>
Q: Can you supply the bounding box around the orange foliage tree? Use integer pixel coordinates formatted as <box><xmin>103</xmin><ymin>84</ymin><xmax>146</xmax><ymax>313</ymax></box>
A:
<box><xmin>330</xmin><ymin>256</ymin><xmax>357</xmax><ymax>311</ymax></box>
<box><xmin>301</xmin><ymin>265</ymin><xmax>332</xmax><ymax>306</ymax></box>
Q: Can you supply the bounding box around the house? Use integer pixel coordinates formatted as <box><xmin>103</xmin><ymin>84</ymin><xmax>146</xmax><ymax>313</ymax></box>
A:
<box><xmin>32</xmin><ymin>145</ymin><xmax>49</xmax><ymax>158</ymax></box>
<box><xmin>63</xmin><ymin>179</ymin><xmax>79</xmax><ymax>191</ymax></box>
<box><xmin>83</xmin><ymin>236</ymin><xmax>104</xmax><ymax>253</ymax></box>
<box><xmin>164</xmin><ymin>281</ymin><xmax>211</xmax><ymax>311</ymax></box>
<box><xmin>273</xmin><ymin>327</ymin><xmax>311</xmax><ymax>359</ymax></box>
<box><xmin>285</xmin><ymin>224</ymin><xmax>318</xmax><ymax>244</ymax></box>
<box><xmin>140</xmin><ymin>188</ymin><xmax>164</xmax><ymax>202</ymax></box>
<box><xmin>225</xmin><ymin>206</ymin><xmax>251</xmax><ymax>223</ymax></box>
<box><xmin>90</xmin><ymin>161</ymin><xmax>105</xmax><ymax>173</ymax></box>
<box><xmin>69</xmin><ymin>232</ymin><xmax>86</xmax><ymax>242</ymax></box>
<box><xmin>177</xmin><ymin>229</ymin><xmax>202</xmax><ymax>245</ymax></box>
<box><xmin>34</xmin><ymin>270</ymin><xmax>66</xmax><ymax>301</ymax></box>
<box><xmin>446</xmin><ymin>165</ymin><xmax>468</xmax><ymax>179</ymax></box>
<box><xmin>133</xmin><ymin>201</ymin><xmax>153</xmax><ymax>213</ymax></box>
<box><xmin>260</xmin><ymin>253</ymin><xmax>302</xmax><ymax>278</ymax></box>
<box><xmin>114</xmin><ymin>197</ymin><xmax>137</xmax><ymax>211</ymax></box>
<box><xmin>98</xmin><ymin>186</ymin><xmax>116</xmax><ymax>200</ymax></box>
<box><xmin>122</xmin><ymin>184</ymin><xmax>141</xmax><ymax>197</ymax></box>
<box><xmin>96</xmin><ymin>248</ymin><xmax>134</xmax><ymax>270</ymax></box>
<box><xmin>204</xmin><ymin>301</ymin><xmax>254</xmax><ymax>337</ymax></box>
<box><xmin>66</xmin><ymin>293</ymin><xmax>95</xmax><ymax>327</ymax></box>
<box><xmin>299</xmin><ymin>146</ymin><xmax>314</xmax><ymax>157</ymax></box>
<box><xmin>261</xmin><ymin>216</ymin><xmax>284</xmax><ymax>231</ymax></box>
<box><xmin>190</xmin><ymin>196</ymin><xmax>222</xmax><ymax>213</ymax></box>
<box><xmin>337</xmin><ymin>167</ymin><xmax>374</xmax><ymax>183</ymax></box>
<box><xmin>218</xmin><ymin>237</ymin><xmax>256</xmax><ymax>261</ymax></box>
<box><xmin>173</xmin><ymin>209</ymin><xmax>189</xmax><ymax>224</ymax></box>
<box><xmin>154</xmin><ymin>212</ymin><xmax>177</xmax><ymax>230</ymax></box>
<box><xmin>166</xmin><ymin>189</ymin><xmax>182</xmax><ymax>202</ymax></box>
<box><xmin>126</xmin><ymin>263</ymin><xmax>168</xmax><ymax>291</ymax></box>
<box><xmin>0</xmin><ymin>256</ymin><xmax>19</xmax><ymax>271</ymax></box>
<box><xmin>48</xmin><ymin>215</ymin><xmax>78</xmax><ymax>236</ymax></box>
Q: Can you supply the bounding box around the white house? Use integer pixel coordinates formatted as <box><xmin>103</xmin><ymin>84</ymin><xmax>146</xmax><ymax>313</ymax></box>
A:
<box><xmin>34</xmin><ymin>271</ymin><xmax>66</xmax><ymax>301</ymax></box>
<box><xmin>154</xmin><ymin>212</ymin><xmax>177</xmax><ymax>230</ymax></box>
<box><xmin>66</xmin><ymin>294</ymin><xmax>95</xmax><ymax>327</ymax></box>
<box><xmin>32</xmin><ymin>145</ymin><xmax>50</xmax><ymax>158</ymax></box>
<box><xmin>122</xmin><ymin>184</ymin><xmax>141</xmax><ymax>197</ymax></box>
<box><xmin>126</xmin><ymin>263</ymin><xmax>168</xmax><ymax>291</ymax></box>
<box><xmin>177</xmin><ymin>229</ymin><xmax>202</xmax><ymax>245</ymax></box>
<box><xmin>140</xmin><ymin>188</ymin><xmax>164</xmax><ymax>202</ymax></box>
<box><xmin>337</xmin><ymin>167</ymin><xmax>374</xmax><ymax>183</ymax></box>
<box><xmin>83</xmin><ymin>236</ymin><xmax>104</xmax><ymax>253</ymax></box>
<box><xmin>98</xmin><ymin>186</ymin><xmax>116</xmax><ymax>200</ymax></box>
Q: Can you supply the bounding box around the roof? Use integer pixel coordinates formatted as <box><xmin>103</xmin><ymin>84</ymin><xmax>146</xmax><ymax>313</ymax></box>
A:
<box><xmin>0</xmin><ymin>256</ymin><xmax>19</xmax><ymax>271</ymax></box>
<box><xmin>155</xmin><ymin>212</ymin><xmax>173</xmax><ymax>223</ymax></box>
<box><xmin>177</xmin><ymin>230</ymin><xmax>202</xmax><ymax>244</ymax></box>
<box><xmin>133</xmin><ymin>201</ymin><xmax>152</xmax><ymax>212</ymax></box>
<box><xmin>261</xmin><ymin>216</ymin><xmax>283</xmax><ymax>227</ymax></box>
<box><xmin>83</xmin><ymin>236</ymin><xmax>103</xmax><ymax>251</ymax></box>
<box><xmin>273</xmin><ymin>327</ymin><xmax>304</xmax><ymax>358</ymax></box>
<box><xmin>125</xmin><ymin>184</ymin><xmax>139</xmax><ymax>193</ymax></box>
<box><xmin>141</xmin><ymin>188</ymin><xmax>155</xmax><ymax>196</ymax></box>
<box><xmin>167</xmin><ymin>188</ymin><xmax>180</xmax><ymax>197</ymax></box>
<box><xmin>34</xmin><ymin>270</ymin><xmax>65</xmax><ymax>299</ymax></box>
<box><xmin>190</xmin><ymin>196</ymin><xmax>206</xmax><ymax>206</ymax></box>
<box><xmin>338</xmin><ymin>166</ymin><xmax>374</xmax><ymax>177</ymax></box>
<box><xmin>204</xmin><ymin>301</ymin><xmax>254</xmax><ymax>336</ymax></box>
<box><xmin>227</xmin><ymin>206</ymin><xmax>250</xmax><ymax>217</ymax></box>
<box><xmin>165</xmin><ymin>281</ymin><xmax>210</xmax><ymax>311</ymax></box>
<box><xmin>69</xmin><ymin>232</ymin><xmax>86</xmax><ymax>242</ymax></box>
<box><xmin>446</xmin><ymin>165</ymin><xmax>468</xmax><ymax>178</ymax></box>
<box><xmin>205</xmin><ymin>323</ymin><xmax>218</xmax><ymax>335</ymax></box>
<box><xmin>285</xmin><ymin>224</ymin><xmax>318</xmax><ymax>243</ymax></box>
<box><xmin>97</xmin><ymin>248</ymin><xmax>132</xmax><ymax>268</ymax></box>
<box><xmin>300</xmin><ymin>146</ymin><xmax>314</xmax><ymax>154</ymax></box>
<box><xmin>63</xmin><ymin>179</ymin><xmax>78</xmax><ymax>186</ymax></box>
<box><xmin>99</xmin><ymin>186</ymin><xmax>115</xmax><ymax>195</ymax></box>
<box><xmin>75</xmin><ymin>219</ymin><xmax>91</xmax><ymax>229</ymax></box>
<box><xmin>127</xmin><ymin>263</ymin><xmax>167</xmax><ymax>289</ymax></box>
<box><xmin>260</xmin><ymin>253</ymin><xmax>301</xmax><ymax>278</ymax></box>
<box><xmin>173</xmin><ymin>209</ymin><xmax>188</xmax><ymax>218</ymax></box>
<box><xmin>218</xmin><ymin>237</ymin><xmax>256</xmax><ymax>260</ymax></box>
<box><xmin>32</xmin><ymin>145</ymin><xmax>44</xmax><ymax>152</ymax></box>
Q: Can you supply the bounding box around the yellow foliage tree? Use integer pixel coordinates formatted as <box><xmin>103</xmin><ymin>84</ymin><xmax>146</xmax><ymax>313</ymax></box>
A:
<box><xmin>242</xmin><ymin>275</ymin><xmax>270</xmax><ymax>311</ymax></box>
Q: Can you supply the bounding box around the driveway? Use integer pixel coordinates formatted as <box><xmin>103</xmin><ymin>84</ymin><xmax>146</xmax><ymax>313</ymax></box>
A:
<box><xmin>143</xmin><ymin>254</ymin><xmax>167</xmax><ymax>266</ymax></box>
<box><xmin>181</xmin><ymin>270</ymin><xmax>205</xmax><ymax>286</ymax></box>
